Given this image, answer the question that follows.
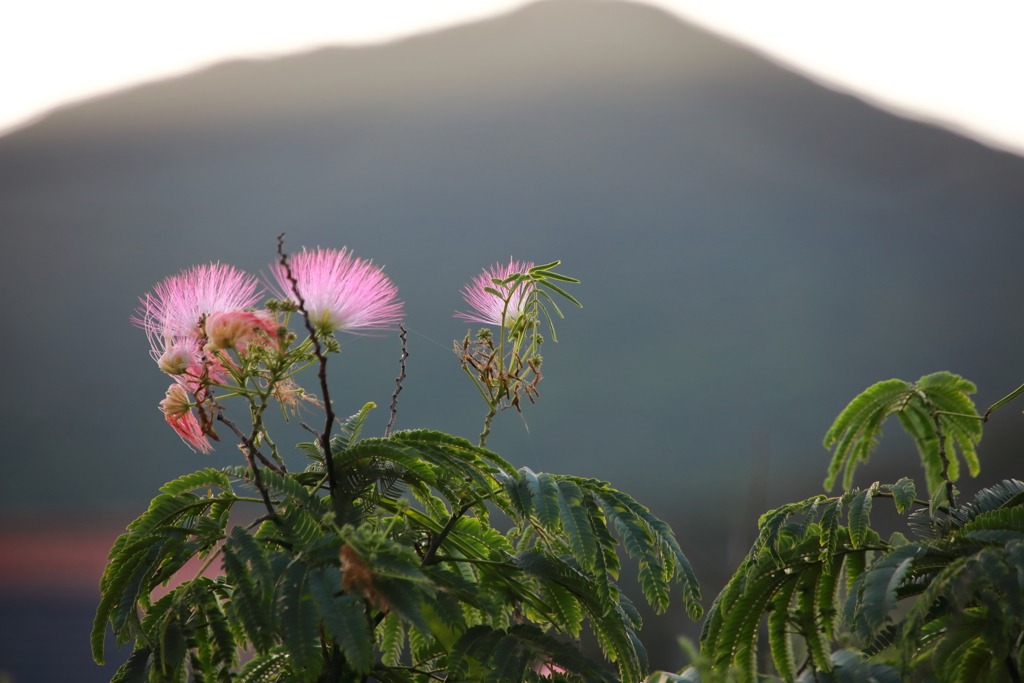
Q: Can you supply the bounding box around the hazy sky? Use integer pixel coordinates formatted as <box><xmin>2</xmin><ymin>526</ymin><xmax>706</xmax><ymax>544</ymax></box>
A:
<box><xmin>4</xmin><ymin>0</ymin><xmax>1024</xmax><ymax>156</ymax></box>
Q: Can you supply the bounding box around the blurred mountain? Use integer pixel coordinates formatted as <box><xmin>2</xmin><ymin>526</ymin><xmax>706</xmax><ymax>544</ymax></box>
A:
<box><xmin>3</xmin><ymin>0</ymin><xmax>1024</xmax><ymax>675</ymax></box>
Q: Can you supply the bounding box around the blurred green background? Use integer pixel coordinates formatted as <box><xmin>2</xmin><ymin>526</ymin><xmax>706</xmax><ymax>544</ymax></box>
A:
<box><xmin>3</xmin><ymin>2</ymin><xmax>1024</xmax><ymax>680</ymax></box>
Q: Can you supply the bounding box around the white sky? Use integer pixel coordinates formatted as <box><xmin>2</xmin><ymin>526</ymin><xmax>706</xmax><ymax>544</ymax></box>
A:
<box><xmin>2</xmin><ymin>0</ymin><xmax>1023</xmax><ymax>156</ymax></box>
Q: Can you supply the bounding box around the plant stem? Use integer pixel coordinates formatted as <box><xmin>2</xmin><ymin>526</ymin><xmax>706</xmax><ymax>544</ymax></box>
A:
<box><xmin>278</xmin><ymin>234</ymin><xmax>340</xmax><ymax>515</ymax></box>
<box><xmin>917</xmin><ymin>391</ymin><xmax>956</xmax><ymax>508</ymax></box>
<box><xmin>479</xmin><ymin>402</ymin><xmax>497</xmax><ymax>448</ymax></box>
<box><xmin>422</xmin><ymin>502</ymin><xmax>474</xmax><ymax>566</ymax></box>
<box><xmin>934</xmin><ymin>410</ymin><xmax>984</xmax><ymax>420</ymax></box>
<box><xmin>431</xmin><ymin>556</ymin><xmax>517</xmax><ymax>568</ymax></box>
<box><xmin>872</xmin><ymin>491</ymin><xmax>930</xmax><ymax>507</ymax></box>
<box><xmin>217</xmin><ymin>413</ymin><xmax>283</xmax><ymax>474</ymax></box>
<box><xmin>984</xmin><ymin>380</ymin><xmax>1024</xmax><ymax>421</ymax></box>
<box><xmin>385</xmin><ymin>325</ymin><xmax>408</xmax><ymax>437</ymax></box>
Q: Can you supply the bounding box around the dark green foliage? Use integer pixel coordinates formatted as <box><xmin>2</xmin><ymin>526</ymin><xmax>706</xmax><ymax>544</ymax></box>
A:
<box><xmin>96</xmin><ymin>419</ymin><xmax>701</xmax><ymax>683</ymax></box>
<box><xmin>697</xmin><ymin>372</ymin><xmax>1024</xmax><ymax>683</ymax></box>
<box><xmin>823</xmin><ymin>372</ymin><xmax>981</xmax><ymax>497</ymax></box>
<box><xmin>105</xmin><ymin>252</ymin><xmax>1024</xmax><ymax>683</ymax></box>
<box><xmin>889</xmin><ymin>478</ymin><xmax>917</xmax><ymax>515</ymax></box>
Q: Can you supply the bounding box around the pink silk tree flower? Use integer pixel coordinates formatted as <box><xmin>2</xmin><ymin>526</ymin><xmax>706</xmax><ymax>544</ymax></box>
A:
<box><xmin>268</xmin><ymin>247</ymin><xmax>403</xmax><ymax>334</ymax></box>
<box><xmin>159</xmin><ymin>384</ymin><xmax>212</xmax><ymax>453</ymax></box>
<box><xmin>455</xmin><ymin>259</ymin><xmax>535</xmax><ymax>327</ymax></box>
<box><xmin>134</xmin><ymin>263</ymin><xmax>263</xmax><ymax>369</ymax></box>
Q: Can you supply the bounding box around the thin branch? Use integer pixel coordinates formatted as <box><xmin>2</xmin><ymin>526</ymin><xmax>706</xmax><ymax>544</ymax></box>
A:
<box><xmin>872</xmin><ymin>490</ymin><xmax>930</xmax><ymax>507</ymax></box>
<box><xmin>214</xmin><ymin>411</ymin><xmax>280</xmax><ymax>521</ymax></box>
<box><xmin>422</xmin><ymin>502</ymin><xmax>474</xmax><ymax>566</ymax></box>
<box><xmin>244</xmin><ymin>446</ymin><xmax>278</xmax><ymax>519</ymax></box>
<box><xmin>385</xmin><ymin>325</ymin><xmax>408</xmax><ymax>437</ymax></box>
<box><xmin>246</xmin><ymin>514</ymin><xmax>273</xmax><ymax>530</ymax></box>
<box><xmin>919</xmin><ymin>391</ymin><xmax>956</xmax><ymax>508</ymax></box>
<box><xmin>217</xmin><ymin>413</ymin><xmax>284</xmax><ymax>475</ymax></box>
<box><xmin>278</xmin><ymin>233</ymin><xmax>339</xmax><ymax>508</ymax></box>
<box><xmin>935</xmin><ymin>410</ymin><xmax>984</xmax><ymax>420</ymax></box>
<box><xmin>431</xmin><ymin>556</ymin><xmax>517</xmax><ymax>568</ymax></box>
<box><xmin>479</xmin><ymin>404</ymin><xmax>497</xmax><ymax>448</ymax></box>
<box><xmin>984</xmin><ymin>380</ymin><xmax>1024</xmax><ymax>422</ymax></box>
<box><xmin>933</xmin><ymin>417</ymin><xmax>955</xmax><ymax>509</ymax></box>
<box><xmin>395</xmin><ymin>668</ymin><xmax>446</xmax><ymax>682</ymax></box>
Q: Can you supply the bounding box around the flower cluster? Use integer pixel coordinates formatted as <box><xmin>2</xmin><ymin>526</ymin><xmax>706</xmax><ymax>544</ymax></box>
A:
<box><xmin>455</xmin><ymin>258</ymin><xmax>536</xmax><ymax>327</ymax></box>
<box><xmin>136</xmin><ymin>246</ymin><xmax>575</xmax><ymax>455</ymax></box>
<box><xmin>135</xmin><ymin>250</ymin><xmax>403</xmax><ymax>452</ymax></box>
<box><xmin>452</xmin><ymin>258</ymin><xmax>580</xmax><ymax>447</ymax></box>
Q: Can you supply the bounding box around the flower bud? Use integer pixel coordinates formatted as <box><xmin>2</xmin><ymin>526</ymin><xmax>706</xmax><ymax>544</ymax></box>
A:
<box><xmin>160</xmin><ymin>384</ymin><xmax>192</xmax><ymax>417</ymax></box>
<box><xmin>159</xmin><ymin>384</ymin><xmax>212</xmax><ymax>453</ymax></box>
<box><xmin>157</xmin><ymin>343</ymin><xmax>194</xmax><ymax>375</ymax></box>
<box><xmin>206</xmin><ymin>311</ymin><xmax>274</xmax><ymax>350</ymax></box>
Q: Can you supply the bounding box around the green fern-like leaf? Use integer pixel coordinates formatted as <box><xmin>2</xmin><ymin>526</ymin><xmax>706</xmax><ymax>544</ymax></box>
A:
<box><xmin>156</xmin><ymin>617</ymin><xmax>188</xmax><ymax>680</ymax></box>
<box><xmin>235</xmin><ymin>648</ymin><xmax>289</xmax><ymax>683</ymax></box>
<box><xmin>768</xmin><ymin>574</ymin><xmax>800</xmax><ymax>683</ymax></box>
<box><xmin>372</xmin><ymin>577</ymin><xmax>431</xmax><ymax>634</ymax></box>
<box><xmin>815</xmin><ymin>550</ymin><xmax>844</xmax><ymax>640</ymax></box>
<box><xmin>960</xmin><ymin>507</ymin><xmax>1024</xmax><ymax>535</ymax></box>
<box><xmin>522</xmin><ymin>469</ymin><xmax>560</xmax><ymax>530</ymax></box>
<box><xmin>891</xmin><ymin>478</ymin><xmax>917</xmax><ymax>514</ymax></box>
<box><xmin>109</xmin><ymin>646</ymin><xmax>152</xmax><ymax>683</ymax></box>
<box><xmin>848</xmin><ymin>484</ymin><xmax>877</xmax><ymax>549</ymax></box>
<box><xmin>228</xmin><ymin>527</ymin><xmax>274</xmax><ymax>591</ymax></box>
<box><xmin>93</xmin><ymin>535</ymin><xmax>165</xmax><ymax>662</ymax></box>
<box><xmin>607</xmin><ymin>490</ymin><xmax>703</xmax><ymax>619</ymax></box>
<box><xmin>818</xmin><ymin>497</ymin><xmax>844</xmax><ymax>568</ymax></box>
<box><xmin>222</xmin><ymin>544</ymin><xmax>274</xmax><ymax>652</ymax></box>
<box><xmin>331</xmin><ymin>402</ymin><xmax>376</xmax><ymax>453</ymax></box>
<box><xmin>545</xmin><ymin>582</ymin><xmax>584</xmax><ymax>637</ymax></box>
<box><xmin>712</xmin><ymin>566</ymin><xmax>796</xmax><ymax>673</ymax></box>
<box><xmin>308</xmin><ymin>568</ymin><xmax>374</xmax><ymax>674</ymax></box>
<box><xmin>595</xmin><ymin>493</ymin><xmax>667</xmax><ymax>612</ymax></box>
<box><xmin>379</xmin><ymin>612</ymin><xmax>406</xmax><ymax>667</ymax></box>
<box><xmin>126</xmin><ymin>493</ymin><xmax>216</xmax><ymax>539</ymax></box>
<box><xmin>852</xmin><ymin>544</ymin><xmax>923</xmax><ymax>638</ymax></box>
<box><xmin>448</xmin><ymin>625</ymin><xmax>503</xmax><ymax>680</ymax></box>
<box><xmin>700</xmin><ymin>560</ymin><xmax>749</xmax><ymax>662</ymax></box>
<box><xmin>513</xmin><ymin>550</ymin><xmax>598</xmax><ymax>610</ymax></box>
<box><xmin>637</xmin><ymin>551</ymin><xmax>671</xmax><ymax>615</ymax></box>
<box><xmin>387</xmin><ymin>429</ymin><xmax>517</xmax><ymax>478</ymax></box>
<box><xmin>844</xmin><ymin>549</ymin><xmax>867</xmax><ymax>595</ymax></box>
<box><xmin>276</xmin><ymin>562</ymin><xmax>322</xmax><ymax>682</ymax></box>
<box><xmin>194</xmin><ymin>580</ymin><xmax>239</xmax><ymax>672</ymax></box>
<box><xmin>824</xmin><ymin>373</ymin><xmax>982</xmax><ymax>497</ymax></box>
<box><xmin>589</xmin><ymin>606</ymin><xmax>645</xmax><ymax>683</ymax></box>
<box><xmin>159</xmin><ymin>468</ymin><xmax>233</xmax><ymax>496</ymax></box>
<box><xmin>486</xmin><ymin>633</ymin><xmax>529</xmax><ymax>683</ymax></box>
<box><xmin>557</xmin><ymin>479</ymin><xmax>600</xmax><ymax>573</ymax></box>
<box><xmin>794</xmin><ymin>565</ymin><xmax>832</xmax><ymax>673</ymax></box>
<box><xmin>824</xmin><ymin>379</ymin><xmax>912</xmax><ymax>491</ymax></box>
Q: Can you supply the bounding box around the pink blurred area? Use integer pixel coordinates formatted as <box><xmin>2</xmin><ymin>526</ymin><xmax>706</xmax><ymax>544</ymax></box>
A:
<box><xmin>0</xmin><ymin>514</ymin><xmax>224</xmax><ymax>598</ymax></box>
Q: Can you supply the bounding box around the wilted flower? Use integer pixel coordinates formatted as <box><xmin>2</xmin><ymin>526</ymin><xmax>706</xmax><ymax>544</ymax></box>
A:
<box><xmin>272</xmin><ymin>378</ymin><xmax>310</xmax><ymax>415</ymax></box>
<box><xmin>205</xmin><ymin>310</ymin><xmax>276</xmax><ymax>350</ymax></box>
<box><xmin>134</xmin><ymin>263</ymin><xmax>263</xmax><ymax>366</ymax></box>
<box><xmin>455</xmin><ymin>259</ymin><xmax>535</xmax><ymax>327</ymax></box>
<box><xmin>268</xmin><ymin>247</ymin><xmax>402</xmax><ymax>334</ymax></box>
<box><xmin>159</xmin><ymin>384</ymin><xmax>212</xmax><ymax>453</ymax></box>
